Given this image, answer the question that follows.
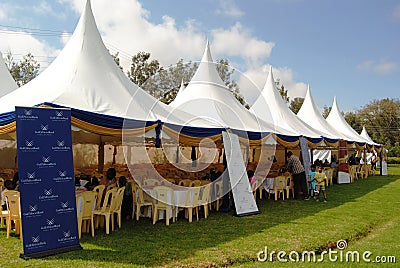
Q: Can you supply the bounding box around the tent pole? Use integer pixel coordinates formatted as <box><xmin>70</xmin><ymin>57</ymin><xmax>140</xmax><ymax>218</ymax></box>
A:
<box><xmin>310</xmin><ymin>149</ymin><xmax>314</xmax><ymax>164</ymax></box>
<box><xmin>363</xmin><ymin>147</ymin><xmax>367</xmax><ymax>178</ymax></box>
<box><xmin>112</xmin><ymin>145</ymin><xmax>117</xmax><ymax>165</ymax></box>
<box><xmin>98</xmin><ymin>141</ymin><xmax>105</xmax><ymax>174</ymax></box>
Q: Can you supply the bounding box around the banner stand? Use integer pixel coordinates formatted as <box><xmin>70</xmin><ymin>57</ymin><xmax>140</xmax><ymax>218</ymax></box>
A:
<box><xmin>222</xmin><ymin>131</ymin><xmax>259</xmax><ymax>217</ymax></box>
<box><xmin>20</xmin><ymin>245</ymin><xmax>83</xmax><ymax>260</ymax></box>
<box><xmin>16</xmin><ymin>107</ymin><xmax>81</xmax><ymax>259</ymax></box>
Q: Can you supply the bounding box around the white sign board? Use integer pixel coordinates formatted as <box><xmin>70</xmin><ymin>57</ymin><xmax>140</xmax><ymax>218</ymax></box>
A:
<box><xmin>222</xmin><ymin>132</ymin><xmax>259</xmax><ymax>216</ymax></box>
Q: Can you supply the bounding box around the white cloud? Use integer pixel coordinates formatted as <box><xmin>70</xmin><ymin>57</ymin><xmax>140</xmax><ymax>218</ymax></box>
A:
<box><xmin>392</xmin><ymin>3</ymin><xmax>400</xmax><ymax>20</ymax></box>
<box><xmin>0</xmin><ymin>30</ymin><xmax>60</xmax><ymax>70</ymax></box>
<box><xmin>211</xmin><ymin>22</ymin><xmax>275</xmax><ymax>66</ymax></box>
<box><xmin>238</xmin><ymin>64</ymin><xmax>307</xmax><ymax>106</ymax></box>
<box><xmin>33</xmin><ymin>1</ymin><xmax>55</xmax><ymax>15</ymax></box>
<box><xmin>1</xmin><ymin>0</ymin><xmax>306</xmax><ymax>104</ymax></box>
<box><xmin>216</xmin><ymin>0</ymin><xmax>244</xmax><ymax>18</ymax></box>
<box><xmin>357</xmin><ymin>59</ymin><xmax>397</xmax><ymax>75</ymax></box>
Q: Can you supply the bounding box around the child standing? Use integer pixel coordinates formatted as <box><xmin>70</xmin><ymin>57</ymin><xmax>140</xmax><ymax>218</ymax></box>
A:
<box><xmin>307</xmin><ymin>164</ymin><xmax>317</xmax><ymax>198</ymax></box>
<box><xmin>314</xmin><ymin>166</ymin><xmax>327</xmax><ymax>202</ymax></box>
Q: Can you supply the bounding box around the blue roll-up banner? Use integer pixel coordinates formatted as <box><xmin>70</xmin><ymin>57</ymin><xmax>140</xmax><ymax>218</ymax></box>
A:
<box><xmin>16</xmin><ymin>107</ymin><xmax>82</xmax><ymax>259</ymax></box>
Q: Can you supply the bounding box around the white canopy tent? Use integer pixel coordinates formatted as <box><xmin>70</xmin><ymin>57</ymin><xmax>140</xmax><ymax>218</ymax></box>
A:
<box><xmin>251</xmin><ymin>66</ymin><xmax>323</xmax><ymax>146</ymax></box>
<box><xmin>0</xmin><ymin>51</ymin><xmax>18</xmax><ymax>97</ymax></box>
<box><xmin>326</xmin><ymin>97</ymin><xmax>370</xmax><ymax>145</ymax></box>
<box><xmin>169</xmin><ymin>41</ymin><xmax>298</xmax><ymax>140</ymax></box>
<box><xmin>360</xmin><ymin>126</ymin><xmax>380</xmax><ymax>147</ymax></box>
<box><xmin>297</xmin><ymin>86</ymin><xmax>347</xmax><ymax>143</ymax></box>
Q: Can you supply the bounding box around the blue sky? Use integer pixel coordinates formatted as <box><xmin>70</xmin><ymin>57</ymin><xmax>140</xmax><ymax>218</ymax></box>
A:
<box><xmin>0</xmin><ymin>0</ymin><xmax>399</xmax><ymax>112</ymax></box>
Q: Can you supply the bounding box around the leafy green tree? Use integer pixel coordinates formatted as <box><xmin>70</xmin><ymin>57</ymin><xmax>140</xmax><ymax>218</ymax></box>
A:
<box><xmin>322</xmin><ymin>105</ymin><xmax>331</xmax><ymax>119</ymax></box>
<box><xmin>128</xmin><ymin>51</ymin><xmax>162</xmax><ymax>87</ymax></box>
<box><xmin>111</xmin><ymin>51</ymin><xmax>123</xmax><ymax>71</ymax></box>
<box><xmin>5</xmin><ymin>52</ymin><xmax>40</xmax><ymax>86</ymax></box>
<box><xmin>289</xmin><ymin>97</ymin><xmax>304</xmax><ymax>114</ymax></box>
<box><xmin>216</xmin><ymin>59</ymin><xmax>249</xmax><ymax>108</ymax></box>
<box><xmin>344</xmin><ymin>111</ymin><xmax>362</xmax><ymax>133</ymax></box>
<box><xmin>276</xmin><ymin>79</ymin><xmax>289</xmax><ymax>104</ymax></box>
<box><xmin>356</xmin><ymin>98</ymin><xmax>400</xmax><ymax>156</ymax></box>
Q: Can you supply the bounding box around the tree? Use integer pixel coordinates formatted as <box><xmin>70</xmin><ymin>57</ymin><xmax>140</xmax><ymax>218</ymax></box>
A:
<box><xmin>344</xmin><ymin>111</ymin><xmax>362</xmax><ymax>134</ymax></box>
<box><xmin>357</xmin><ymin>98</ymin><xmax>400</xmax><ymax>156</ymax></box>
<box><xmin>276</xmin><ymin>79</ymin><xmax>289</xmax><ymax>104</ymax></box>
<box><xmin>128</xmin><ymin>51</ymin><xmax>162</xmax><ymax>87</ymax></box>
<box><xmin>5</xmin><ymin>52</ymin><xmax>40</xmax><ymax>86</ymax></box>
<box><xmin>140</xmin><ymin>55</ymin><xmax>248</xmax><ymax>106</ymax></box>
<box><xmin>322</xmin><ymin>105</ymin><xmax>331</xmax><ymax>119</ymax></box>
<box><xmin>142</xmin><ymin>58</ymin><xmax>198</xmax><ymax>102</ymax></box>
<box><xmin>216</xmin><ymin>59</ymin><xmax>249</xmax><ymax>108</ymax></box>
<box><xmin>289</xmin><ymin>97</ymin><xmax>304</xmax><ymax>114</ymax></box>
<box><xmin>344</xmin><ymin>98</ymin><xmax>400</xmax><ymax>156</ymax></box>
<box><xmin>111</xmin><ymin>51</ymin><xmax>123</xmax><ymax>71</ymax></box>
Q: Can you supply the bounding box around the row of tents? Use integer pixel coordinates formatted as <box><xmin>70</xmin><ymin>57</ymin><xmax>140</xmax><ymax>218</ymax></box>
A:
<box><xmin>0</xmin><ymin>0</ymin><xmax>381</xmax><ymax>168</ymax></box>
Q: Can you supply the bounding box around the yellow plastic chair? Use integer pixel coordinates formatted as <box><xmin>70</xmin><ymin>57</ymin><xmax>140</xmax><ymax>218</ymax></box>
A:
<box><xmin>213</xmin><ymin>180</ymin><xmax>223</xmax><ymax>211</ymax></box>
<box><xmin>75</xmin><ymin>195</ymin><xmax>84</xmax><ymax>239</ymax></box>
<box><xmin>93</xmin><ymin>188</ymin><xmax>117</xmax><ymax>234</ymax></box>
<box><xmin>130</xmin><ymin>181</ymin><xmax>137</xmax><ymax>219</ymax></box>
<box><xmin>184</xmin><ymin>187</ymin><xmax>200</xmax><ymax>223</ymax></box>
<box><xmin>178</xmin><ymin>179</ymin><xmax>192</xmax><ymax>187</ymax></box>
<box><xmin>190</xmin><ymin>180</ymin><xmax>202</xmax><ymax>187</ymax></box>
<box><xmin>285</xmin><ymin>175</ymin><xmax>295</xmax><ymax>199</ymax></box>
<box><xmin>79</xmin><ymin>191</ymin><xmax>97</xmax><ymax>237</ymax></box>
<box><xmin>135</xmin><ymin>187</ymin><xmax>153</xmax><ymax>221</ymax></box>
<box><xmin>324</xmin><ymin>168</ymin><xmax>334</xmax><ymax>187</ymax></box>
<box><xmin>199</xmin><ymin>184</ymin><xmax>211</xmax><ymax>219</ymax></box>
<box><xmin>5</xmin><ymin>190</ymin><xmax>22</xmax><ymax>239</ymax></box>
<box><xmin>152</xmin><ymin>186</ymin><xmax>175</xmax><ymax>225</ymax></box>
<box><xmin>269</xmin><ymin>176</ymin><xmax>286</xmax><ymax>201</ymax></box>
<box><xmin>92</xmin><ymin>185</ymin><xmax>106</xmax><ymax>210</ymax></box>
<box><xmin>111</xmin><ymin>187</ymin><xmax>125</xmax><ymax>230</ymax></box>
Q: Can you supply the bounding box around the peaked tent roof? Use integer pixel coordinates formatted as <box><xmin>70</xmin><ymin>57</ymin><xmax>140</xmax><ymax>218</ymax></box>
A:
<box><xmin>0</xmin><ymin>0</ymin><xmax>218</xmax><ymax>139</ymax></box>
<box><xmin>251</xmin><ymin>66</ymin><xmax>323</xmax><ymax>145</ymax></box>
<box><xmin>326</xmin><ymin>97</ymin><xmax>370</xmax><ymax>145</ymax></box>
<box><xmin>0</xmin><ymin>51</ymin><xmax>18</xmax><ymax>97</ymax></box>
<box><xmin>360</xmin><ymin>126</ymin><xmax>379</xmax><ymax>146</ymax></box>
<box><xmin>296</xmin><ymin>86</ymin><xmax>344</xmax><ymax>143</ymax></box>
<box><xmin>169</xmin><ymin>41</ymin><xmax>299</xmax><ymax>142</ymax></box>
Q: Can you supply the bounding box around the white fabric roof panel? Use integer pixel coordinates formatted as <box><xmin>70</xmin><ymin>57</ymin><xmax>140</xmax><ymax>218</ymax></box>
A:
<box><xmin>251</xmin><ymin>66</ymin><xmax>322</xmax><ymax>140</ymax></box>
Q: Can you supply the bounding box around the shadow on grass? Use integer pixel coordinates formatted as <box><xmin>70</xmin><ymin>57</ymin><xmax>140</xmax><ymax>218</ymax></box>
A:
<box><xmin>30</xmin><ymin>175</ymin><xmax>399</xmax><ymax>266</ymax></box>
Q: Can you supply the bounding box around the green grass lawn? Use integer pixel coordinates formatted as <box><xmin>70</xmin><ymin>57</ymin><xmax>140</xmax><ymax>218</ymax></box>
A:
<box><xmin>1</xmin><ymin>165</ymin><xmax>399</xmax><ymax>267</ymax></box>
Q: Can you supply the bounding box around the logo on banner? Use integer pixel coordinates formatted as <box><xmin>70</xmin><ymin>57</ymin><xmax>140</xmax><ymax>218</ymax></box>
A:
<box><xmin>41</xmin><ymin>218</ymin><xmax>61</xmax><ymax>232</ymax></box>
<box><xmin>53</xmin><ymin>170</ymin><xmax>73</xmax><ymax>183</ymax></box>
<box><xmin>17</xmin><ymin>109</ymin><xmax>39</xmax><ymax>121</ymax></box>
<box><xmin>34</xmin><ymin>123</ymin><xmax>55</xmax><ymax>136</ymax></box>
<box><xmin>52</xmin><ymin>140</ymin><xmax>71</xmax><ymax>152</ymax></box>
<box><xmin>25</xmin><ymin>235</ymin><xmax>47</xmax><ymax>250</ymax></box>
<box><xmin>18</xmin><ymin>140</ymin><xmax>40</xmax><ymax>152</ymax></box>
<box><xmin>20</xmin><ymin>171</ymin><xmax>42</xmax><ymax>184</ymax></box>
<box><xmin>23</xmin><ymin>204</ymin><xmax>45</xmax><ymax>218</ymax></box>
<box><xmin>36</xmin><ymin>156</ymin><xmax>56</xmax><ymax>168</ymax></box>
<box><xmin>38</xmin><ymin>188</ymin><xmax>59</xmax><ymax>201</ymax></box>
<box><xmin>58</xmin><ymin>230</ymin><xmax>77</xmax><ymax>244</ymax></box>
<box><xmin>50</xmin><ymin>111</ymin><xmax>69</xmax><ymax>122</ymax></box>
<box><xmin>56</xmin><ymin>200</ymin><xmax>74</xmax><ymax>214</ymax></box>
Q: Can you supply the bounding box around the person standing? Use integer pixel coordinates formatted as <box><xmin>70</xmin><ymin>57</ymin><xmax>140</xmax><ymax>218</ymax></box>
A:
<box><xmin>286</xmin><ymin>151</ymin><xmax>309</xmax><ymax>200</ymax></box>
